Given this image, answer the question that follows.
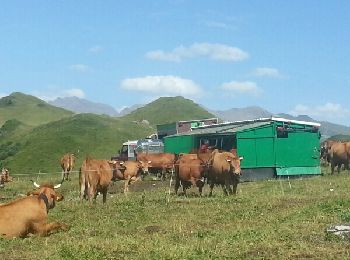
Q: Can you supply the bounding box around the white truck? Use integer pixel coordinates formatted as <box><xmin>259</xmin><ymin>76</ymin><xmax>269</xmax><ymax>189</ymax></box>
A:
<box><xmin>111</xmin><ymin>138</ymin><xmax>164</xmax><ymax>161</ymax></box>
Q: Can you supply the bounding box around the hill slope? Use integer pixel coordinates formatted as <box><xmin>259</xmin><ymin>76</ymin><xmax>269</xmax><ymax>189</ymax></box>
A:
<box><xmin>0</xmin><ymin>92</ymin><xmax>73</xmax><ymax>127</ymax></box>
<box><xmin>3</xmin><ymin>113</ymin><xmax>153</xmax><ymax>174</ymax></box>
<box><xmin>122</xmin><ymin>96</ymin><xmax>216</xmax><ymax>125</ymax></box>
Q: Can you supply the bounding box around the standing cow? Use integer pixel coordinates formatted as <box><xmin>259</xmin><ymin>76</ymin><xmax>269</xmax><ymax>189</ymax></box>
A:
<box><xmin>329</xmin><ymin>142</ymin><xmax>349</xmax><ymax>174</ymax></box>
<box><xmin>207</xmin><ymin>149</ymin><xmax>243</xmax><ymax>196</ymax></box>
<box><xmin>175</xmin><ymin>153</ymin><xmax>208</xmax><ymax>196</ymax></box>
<box><xmin>0</xmin><ymin>181</ymin><xmax>68</xmax><ymax>238</ymax></box>
<box><xmin>136</xmin><ymin>152</ymin><xmax>175</xmax><ymax>180</ymax></box>
<box><xmin>111</xmin><ymin>160</ymin><xmax>144</xmax><ymax>194</ymax></box>
<box><xmin>79</xmin><ymin>157</ymin><xmax>114</xmax><ymax>203</ymax></box>
<box><xmin>60</xmin><ymin>153</ymin><xmax>75</xmax><ymax>181</ymax></box>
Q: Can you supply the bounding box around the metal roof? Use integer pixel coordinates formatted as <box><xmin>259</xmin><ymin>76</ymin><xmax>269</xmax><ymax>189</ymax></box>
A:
<box><xmin>165</xmin><ymin>116</ymin><xmax>321</xmax><ymax>138</ymax></box>
<box><xmin>166</xmin><ymin>121</ymin><xmax>271</xmax><ymax>137</ymax></box>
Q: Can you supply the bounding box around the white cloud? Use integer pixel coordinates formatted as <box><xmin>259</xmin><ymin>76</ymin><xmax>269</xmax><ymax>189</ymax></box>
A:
<box><xmin>290</xmin><ymin>102</ymin><xmax>350</xmax><ymax>122</ymax></box>
<box><xmin>89</xmin><ymin>45</ymin><xmax>104</xmax><ymax>53</ymax></box>
<box><xmin>69</xmin><ymin>64</ymin><xmax>91</xmax><ymax>72</ymax></box>
<box><xmin>120</xmin><ymin>75</ymin><xmax>202</xmax><ymax>97</ymax></box>
<box><xmin>145</xmin><ymin>43</ymin><xmax>249</xmax><ymax>62</ymax></box>
<box><xmin>252</xmin><ymin>67</ymin><xmax>282</xmax><ymax>78</ymax></box>
<box><xmin>220</xmin><ymin>81</ymin><xmax>262</xmax><ymax>96</ymax></box>
<box><xmin>32</xmin><ymin>88</ymin><xmax>86</xmax><ymax>101</ymax></box>
<box><xmin>0</xmin><ymin>93</ymin><xmax>8</xmax><ymax>98</ymax></box>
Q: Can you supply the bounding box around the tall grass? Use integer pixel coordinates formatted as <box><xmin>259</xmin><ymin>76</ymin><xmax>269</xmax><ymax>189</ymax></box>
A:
<box><xmin>1</xmin><ymin>168</ymin><xmax>350</xmax><ymax>259</ymax></box>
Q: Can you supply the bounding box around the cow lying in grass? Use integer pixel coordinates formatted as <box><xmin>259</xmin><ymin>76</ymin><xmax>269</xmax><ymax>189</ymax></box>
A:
<box><xmin>0</xmin><ymin>181</ymin><xmax>68</xmax><ymax>238</ymax></box>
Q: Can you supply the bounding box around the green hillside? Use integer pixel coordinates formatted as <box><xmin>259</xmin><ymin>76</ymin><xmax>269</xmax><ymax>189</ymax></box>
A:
<box><xmin>122</xmin><ymin>96</ymin><xmax>216</xmax><ymax>125</ymax></box>
<box><xmin>0</xmin><ymin>92</ymin><xmax>73</xmax><ymax>127</ymax></box>
<box><xmin>3</xmin><ymin>113</ymin><xmax>152</xmax><ymax>175</ymax></box>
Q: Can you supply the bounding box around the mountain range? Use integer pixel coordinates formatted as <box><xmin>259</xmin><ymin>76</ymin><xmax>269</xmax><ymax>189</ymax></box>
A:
<box><xmin>49</xmin><ymin>96</ymin><xmax>350</xmax><ymax>139</ymax></box>
<box><xmin>1</xmin><ymin>92</ymin><xmax>350</xmax><ymax>173</ymax></box>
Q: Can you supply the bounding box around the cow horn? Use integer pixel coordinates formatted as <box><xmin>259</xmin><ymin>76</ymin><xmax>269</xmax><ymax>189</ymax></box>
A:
<box><xmin>239</xmin><ymin>156</ymin><xmax>244</xmax><ymax>160</ymax></box>
<box><xmin>119</xmin><ymin>161</ymin><xmax>124</xmax><ymax>165</ymax></box>
<box><xmin>148</xmin><ymin>160</ymin><xmax>152</xmax><ymax>164</ymax></box>
<box><xmin>31</xmin><ymin>180</ymin><xmax>41</xmax><ymax>188</ymax></box>
<box><xmin>54</xmin><ymin>183</ymin><xmax>62</xmax><ymax>189</ymax></box>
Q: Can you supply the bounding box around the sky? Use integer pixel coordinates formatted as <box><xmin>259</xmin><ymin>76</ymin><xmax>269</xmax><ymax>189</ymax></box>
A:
<box><xmin>0</xmin><ymin>1</ymin><xmax>350</xmax><ymax>126</ymax></box>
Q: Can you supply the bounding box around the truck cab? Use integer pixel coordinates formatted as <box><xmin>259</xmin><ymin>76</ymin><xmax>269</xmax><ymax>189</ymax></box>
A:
<box><xmin>111</xmin><ymin>139</ymin><xmax>164</xmax><ymax>161</ymax></box>
<box><xmin>112</xmin><ymin>140</ymin><xmax>138</xmax><ymax>161</ymax></box>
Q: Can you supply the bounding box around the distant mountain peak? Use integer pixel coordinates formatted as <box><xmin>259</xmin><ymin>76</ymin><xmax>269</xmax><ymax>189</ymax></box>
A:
<box><xmin>49</xmin><ymin>97</ymin><xmax>119</xmax><ymax>116</ymax></box>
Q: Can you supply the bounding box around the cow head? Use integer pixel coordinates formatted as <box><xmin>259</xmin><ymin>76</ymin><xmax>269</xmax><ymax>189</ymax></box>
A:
<box><xmin>226</xmin><ymin>155</ymin><xmax>243</xmax><ymax>176</ymax></box>
<box><xmin>27</xmin><ymin>181</ymin><xmax>64</xmax><ymax>209</ymax></box>
<box><xmin>138</xmin><ymin>160</ymin><xmax>151</xmax><ymax>175</ymax></box>
<box><xmin>109</xmin><ymin>160</ymin><xmax>126</xmax><ymax>181</ymax></box>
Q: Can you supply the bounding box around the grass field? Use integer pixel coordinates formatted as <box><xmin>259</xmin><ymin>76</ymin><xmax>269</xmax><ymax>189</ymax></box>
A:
<box><xmin>1</xmin><ymin>168</ymin><xmax>350</xmax><ymax>259</ymax></box>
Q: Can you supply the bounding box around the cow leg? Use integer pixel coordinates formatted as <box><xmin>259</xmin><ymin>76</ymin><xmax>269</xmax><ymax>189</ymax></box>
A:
<box><xmin>232</xmin><ymin>178</ymin><xmax>239</xmax><ymax>195</ymax></box>
<box><xmin>161</xmin><ymin>168</ymin><xmax>166</xmax><ymax>181</ymax></box>
<box><xmin>88</xmin><ymin>186</ymin><xmax>96</xmax><ymax>203</ymax></box>
<box><xmin>209</xmin><ymin>181</ymin><xmax>215</xmax><ymax>197</ymax></box>
<box><xmin>221</xmin><ymin>185</ymin><xmax>228</xmax><ymax>195</ymax></box>
<box><xmin>102</xmin><ymin>189</ymin><xmax>108</xmax><ymax>203</ymax></box>
<box><xmin>197</xmin><ymin>180</ymin><xmax>204</xmax><ymax>196</ymax></box>
<box><xmin>124</xmin><ymin>179</ymin><xmax>130</xmax><ymax>194</ymax></box>
<box><xmin>331</xmin><ymin>162</ymin><xmax>335</xmax><ymax>175</ymax></box>
<box><xmin>32</xmin><ymin>222</ymin><xmax>69</xmax><ymax>236</ymax></box>
<box><xmin>62</xmin><ymin>170</ymin><xmax>65</xmax><ymax>182</ymax></box>
<box><xmin>337</xmin><ymin>163</ymin><xmax>341</xmax><ymax>174</ymax></box>
<box><xmin>80</xmin><ymin>183</ymin><xmax>86</xmax><ymax>201</ymax></box>
<box><xmin>182</xmin><ymin>182</ymin><xmax>187</xmax><ymax>196</ymax></box>
<box><xmin>175</xmin><ymin>178</ymin><xmax>180</xmax><ymax>195</ymax></box>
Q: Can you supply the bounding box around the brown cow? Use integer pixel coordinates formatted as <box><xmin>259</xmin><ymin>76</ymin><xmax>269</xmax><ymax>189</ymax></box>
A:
<box><xmin>0</xmin><ymin>182</ymin><xmax>68</xmax><ymax>238</ymax></box>
<box><xmin>175</xmin><ymin>154</ymin><xmax>208</xmax><ymax>196</ymax></box>
<box><xmin>320</xmin><ymin>140</ymin><xmax>337</xmax><ymax>165</ymax></box>
<box><xmin>207</xmin><ymin>149</ymin><xmax>243</xmax><ymax>196</ymax></box>
<box><xmin>136</xmin><ymin>152</ymin><xmax>175</xmax><ymax>180</ymax></box>
<box><xmin>79</xmin><ymin>157</ymin><xmax>114</xmax><ymax>203</ymax></box>
<box><xmin>330</xmin><ymin>142</ymin><xmax>349</xmax><ymax>174</ymax></box>
<box><xmin>111</xmin><ymin>160</ymin><xmax>144</xmax><ymax>193</ymax></box>
<box><xmin>60</xmin><ymin>153</ymin><xmax>75</xmax><ymax>181</ymax></box>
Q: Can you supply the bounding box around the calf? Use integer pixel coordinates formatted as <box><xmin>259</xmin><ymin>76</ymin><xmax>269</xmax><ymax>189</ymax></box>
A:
<box><xmin>175</xmin><ymin>154</ymin><xmax>208</xmax><ymax>196</ymax></box>
<box><xmin>0</xmin><ymin>182</ymin><xmax>68</xmax><ymax>238</ymax></box>
<box><xmin>60</xmin><ymin>153</ymin><xmax>75</xmax><ymax>181</ymax></box>
<box><xmin>111</xmin><ymin>160</ymin><xmax>144</xmax><ymax>193</ymax></box>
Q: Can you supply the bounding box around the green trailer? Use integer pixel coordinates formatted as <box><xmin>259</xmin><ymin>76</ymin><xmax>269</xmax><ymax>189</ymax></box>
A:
<box><xmin>163</xmin><ymin>117</ymin><xmax>321</xmax><ymax>180</ymax></box>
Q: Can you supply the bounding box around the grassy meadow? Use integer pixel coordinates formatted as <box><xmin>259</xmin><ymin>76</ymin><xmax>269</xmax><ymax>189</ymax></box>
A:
<box><xmin>1</xmin><ymin>167</ymin><xmax>350</xmax><ymax>259</ymax></box>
